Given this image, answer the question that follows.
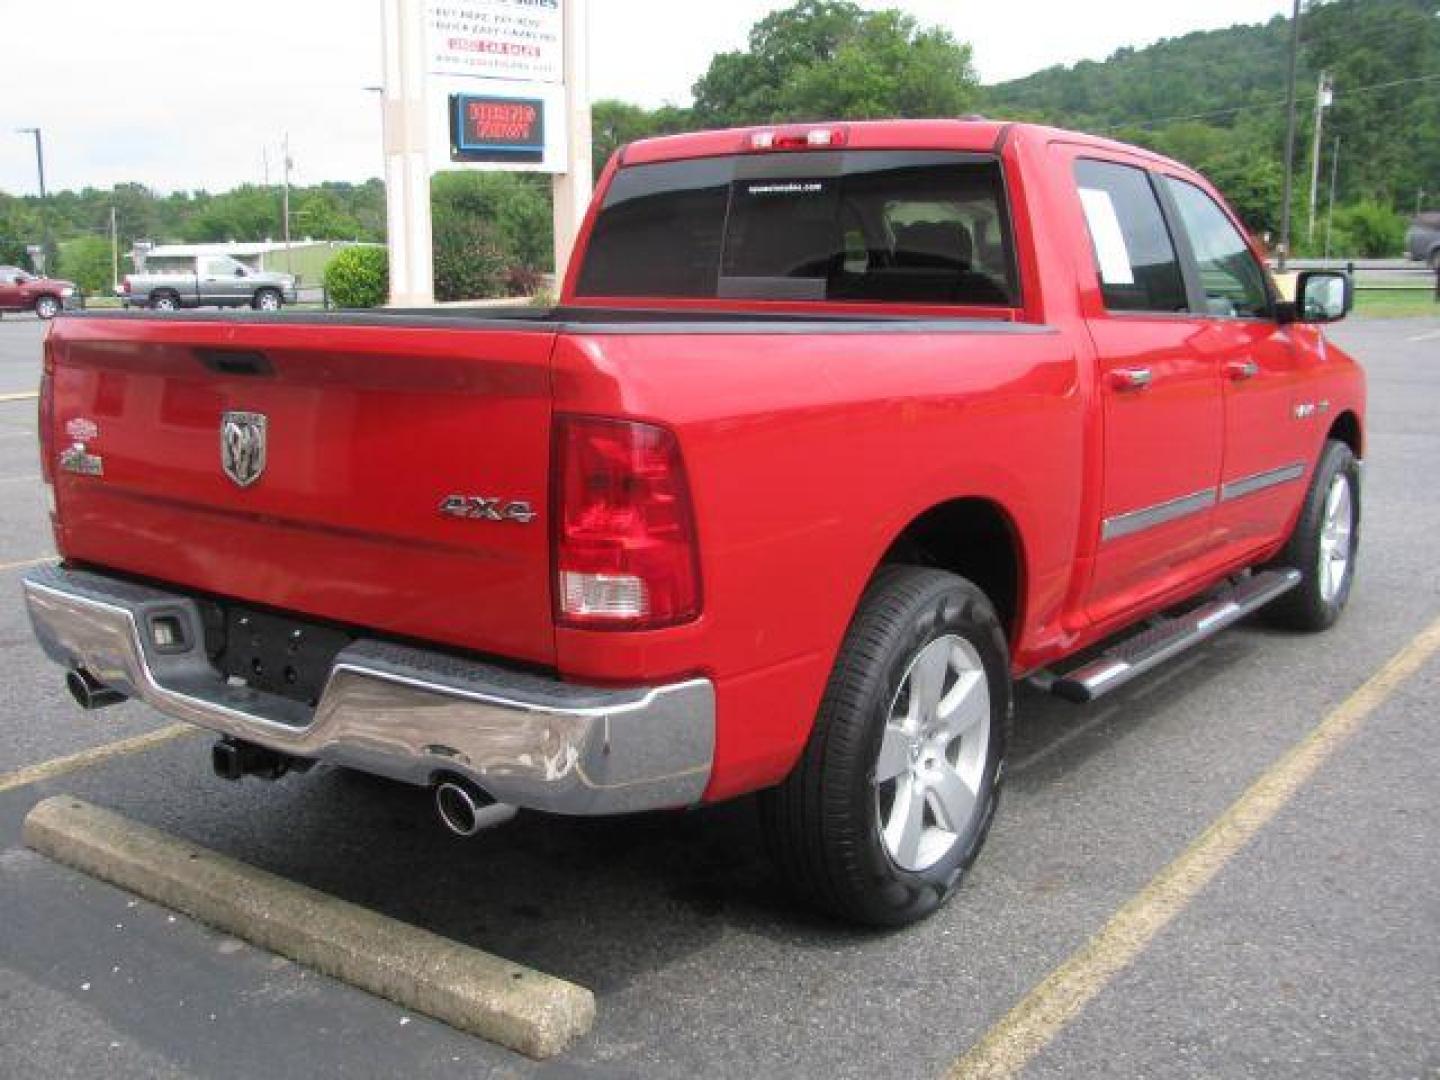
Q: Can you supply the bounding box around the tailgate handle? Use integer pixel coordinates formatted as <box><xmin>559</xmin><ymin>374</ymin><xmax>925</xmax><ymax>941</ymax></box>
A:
<box><xmin>196</xmin><ymin>349</ymin><xmax>274</xmax><ymax>376</ymax></box>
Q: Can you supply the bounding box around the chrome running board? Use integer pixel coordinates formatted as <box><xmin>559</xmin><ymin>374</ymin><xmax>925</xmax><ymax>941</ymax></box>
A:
<box><xmin>1051</xmin><ymin>569</ymin><xmax>1302</xmax><ymax>704</ymax></box>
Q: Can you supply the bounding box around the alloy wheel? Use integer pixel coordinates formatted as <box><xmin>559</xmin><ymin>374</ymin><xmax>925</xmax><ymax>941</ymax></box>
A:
<box><xmin>874</xmin><ymin>633</ymin><xmax>991</xmax><ymax>872</ymax></box>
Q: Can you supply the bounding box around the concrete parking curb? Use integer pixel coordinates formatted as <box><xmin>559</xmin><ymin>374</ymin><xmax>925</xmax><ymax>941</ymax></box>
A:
<box><xmin>22</xmin><ymin>796</ymin><xmax>595</xmax><ymax>1060</ymax></box>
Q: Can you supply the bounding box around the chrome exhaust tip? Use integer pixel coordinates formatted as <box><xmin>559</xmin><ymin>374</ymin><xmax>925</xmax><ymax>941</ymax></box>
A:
<box><xmin>434</xmin><ymin>777</ymin><xmax>517</xmax><ymax>837</ymax></box>
<box><xmin>66</xmin><ymin>668</ymin><xmax>127</xmax><ymax>711</ymax></box>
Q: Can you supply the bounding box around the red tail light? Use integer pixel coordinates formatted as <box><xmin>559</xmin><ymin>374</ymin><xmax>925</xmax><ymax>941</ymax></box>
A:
<box><xmin>121</xmin><ymin>276</ymin><xmax>131</xmax><ymax>294</ymax></box>
<box><xmin>552</xmin><ymin>415</ymin><xmax>701</xmax><ymax>630</ymax></box>
<box><xmin>38</xmin><ymin>330</ymin><xmax>55</xmax><ymax>487</ymax></box>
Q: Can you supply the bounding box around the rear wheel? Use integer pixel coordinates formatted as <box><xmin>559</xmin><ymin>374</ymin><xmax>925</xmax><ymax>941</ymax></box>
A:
<box><xmin>150</xmin><ymin>292</ymin><xmax>179</xmax><ymax>312</ymax></box>
<box><xmin>253</xmin><ymin>288</ymin><xmax>282</xmax><ymax>312</ymax></box>
<box><xmin>1265</xmin><ymin>439</ymin><xmax>1360</xmax><ymax>631</ymax></box>
<box><xmin>34</xmin><ymin>295</ymin><xmax>60</xmax><ymax>320</ymax></box>
<box><xmin>761</xmin><ymin>565</ymin><xmax>1011</xmax><ymax>927</ymax></box>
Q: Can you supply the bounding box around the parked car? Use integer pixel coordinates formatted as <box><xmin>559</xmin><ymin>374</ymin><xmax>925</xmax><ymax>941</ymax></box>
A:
<box><xmin>0</xmin><ymin>266</ymin><xmax>77</xmax><ymax>319</ymax></box>
<box><xmin>118</xmin><ymin>254</ymin><xmax>297</xmax><ymax>311</ymax></box>
<box><xmin>1405</xmin><ymin>211</ymin><xmax>1440</xmax><ymax>269</ymax></box>
<box><xmin>25</xmin><ymin>119</ymin><xmax>1363</xmax><ymax>927</ymax></box>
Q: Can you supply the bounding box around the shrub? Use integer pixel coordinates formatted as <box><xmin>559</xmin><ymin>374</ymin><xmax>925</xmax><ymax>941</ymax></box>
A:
<box><xmin>504</xmin><ymin>264</ymin><xmax>548</xmax><ymax>297</ymax></box>
<box><xmin>323</xmin><ymin>245</ymin><xmax>388</xmax><ymax>308</ymax></box>
<box><xmin>431</xmin><ymin>171</ymin><xmax>552</xmax><ymax>271</ymax></box>
<box><xmin>432</xmin><ymin>210</ymin><xmax>508</xmax><ymax>301</ymax></box>
<box><xmin>1328</xmin><ymin>201</ymin><xmax>1406</xmax><ymax>258</ymax></box>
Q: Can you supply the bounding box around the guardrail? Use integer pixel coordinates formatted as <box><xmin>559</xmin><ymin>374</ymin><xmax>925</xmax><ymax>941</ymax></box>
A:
<box><xmin>1276</xmin><ymin>259</ymin><xmax>1439</xmax><ymax>297</ymax></box>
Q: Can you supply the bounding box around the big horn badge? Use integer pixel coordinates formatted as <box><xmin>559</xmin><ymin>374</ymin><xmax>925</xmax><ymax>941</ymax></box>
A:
<box><xmin>220</xmin><ymin>411</ymin><xmax>267</xmax><ymax>488</ymax></box>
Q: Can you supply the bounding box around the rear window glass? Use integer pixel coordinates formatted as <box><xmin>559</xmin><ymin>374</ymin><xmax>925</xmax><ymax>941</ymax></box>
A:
<box><xmin>576</xmin><ymin>151</ymin><xmax>1018</xmax><ymax>307</ymax></box>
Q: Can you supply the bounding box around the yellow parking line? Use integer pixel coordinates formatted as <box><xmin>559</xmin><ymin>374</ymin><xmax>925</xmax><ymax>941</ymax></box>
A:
<box><xmin>0</xmin><ymin>555</ymin><xmax>57</xmax><ymax>573</ymax></box>
<box><xmin>0</xmin><ymin>391</ymin><xmax>38</xmax><ymax>403</ymax></box>
<box><xmin>0</xmin><ymin>724</ymin><xmax>198</xmax><ymax>795</ymax></box>
<box><xmin>948</xmin><ymin>613</ymin><xmax>1440</xmax><ymax>1080</ymax></box>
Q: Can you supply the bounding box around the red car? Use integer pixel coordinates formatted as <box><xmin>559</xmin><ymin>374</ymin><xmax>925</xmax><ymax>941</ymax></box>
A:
<box><xmin>24</xmin><ymin>120</ymin><xmax>1362</xmax><ymax>925</ymax></box>
<box><xmin>0</xmin><ymin>265</ymin><xmax>77</xmax><ymax>319</ymax></box>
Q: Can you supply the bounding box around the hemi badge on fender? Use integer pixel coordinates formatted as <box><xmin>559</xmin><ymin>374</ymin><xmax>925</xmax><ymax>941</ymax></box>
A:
<box><xmin>65</xmin><ymin>417</ymin><xmax>99</xmax><ymax>442</ymax></box>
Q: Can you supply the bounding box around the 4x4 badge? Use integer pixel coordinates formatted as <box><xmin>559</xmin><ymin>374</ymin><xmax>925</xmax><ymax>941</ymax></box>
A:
<box><xmin>220</xmin><ymin>411</ymin><xmax>267</xmax><ymax>488</ymax></box>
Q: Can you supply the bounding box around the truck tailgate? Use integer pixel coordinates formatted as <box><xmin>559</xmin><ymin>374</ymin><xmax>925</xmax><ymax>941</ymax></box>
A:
<box><xmin>46</xmin><ymin>317</ymin><xmax>559</xmax><ymax>665</ymax></box>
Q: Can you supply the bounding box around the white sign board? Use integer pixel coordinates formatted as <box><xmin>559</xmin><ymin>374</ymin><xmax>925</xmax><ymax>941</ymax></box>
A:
<box><xmin>424</xmin><ymin>0</ymin><xmax>563</xmax><ymax>82</ymax></box>
<box><xmin>424</xmin><ymin>0</ymin><xmax>566</xmax><ymax>172</ymax></box>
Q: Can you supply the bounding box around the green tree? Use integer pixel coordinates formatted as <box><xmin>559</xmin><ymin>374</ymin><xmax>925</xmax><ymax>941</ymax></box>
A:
<box><xmin>591</xmin><ymin>100</ymin><xmax>693</xmax><ymax>175</ymax></box>
<box><xmin>57</xmin><ymin>236</ymin><xmax>114</xmax><ymax>294</ymax></box>
<box><xmin>294</xmin><ymin>191</ymin><xmax>364</xmax><ymax>240</ymax></box>
<box><xmin>691</xmin><ymin>0</ymin><xmax>979</xmax><ymax>126</ymax></box>
<box><xmin>181</xmin><ymin>185</ymin><xmax>283</xmax><ymax>242</ymax></box>
<box><xmin>431</xmin><ymin>171</ymin><xmax>551</xmax><ymax>269</ymax></box>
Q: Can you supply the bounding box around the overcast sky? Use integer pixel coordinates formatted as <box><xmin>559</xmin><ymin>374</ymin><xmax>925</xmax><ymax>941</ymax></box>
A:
<box><xmin>0</xmin><ymin>0</ymin><xmax>1293</xmax><ymax>195</ymax></box>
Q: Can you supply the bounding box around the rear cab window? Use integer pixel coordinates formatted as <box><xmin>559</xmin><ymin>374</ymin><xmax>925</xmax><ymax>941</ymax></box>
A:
<box><xmin>576</xmin><ymin>150</ymin><xmax>1019</xmax><ymax>309</ymax></box>
<box><xmin>1073</xmin><ymin>159</ymin><xmax>1188</xmax><ymax>314</ymax></box>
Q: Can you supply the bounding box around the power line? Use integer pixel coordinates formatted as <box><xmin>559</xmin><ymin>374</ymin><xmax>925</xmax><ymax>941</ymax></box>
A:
<box><xmin>1099</xmin><ymin>71</ymin><xmax>1440</xmax><ymax>132</ymax></box>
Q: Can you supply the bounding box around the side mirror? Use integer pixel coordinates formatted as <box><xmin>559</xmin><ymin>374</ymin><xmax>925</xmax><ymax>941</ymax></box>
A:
<box><xmin>1292</xmin><ymin>270</ymin><xmax>1352</xmax><ymax>323</ymax></box>
<box><xmin>234</xmin><ymin>266</ymin><xmax>247</xmax><ymax>277</ymax></box>
<box><xmin>10</xmin><ymin>275</ymin><xmax>23</xmax><ymax>285</ymax></box>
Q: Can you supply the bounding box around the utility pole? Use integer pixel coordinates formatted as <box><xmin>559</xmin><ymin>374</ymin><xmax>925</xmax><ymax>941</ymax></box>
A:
<box><xmin>1278</xmin><ymin>0</ymin><xmax>1302</xmax><ymax>270</ymax></box>
<box><xmin>110</xmin><ymin>205</ymin><xmax>119</xmax><ymax>290</ymax></box>
<box><xmin>1323</xmin><ymin>136</ymin><xmax>1340</xmax><ymax>261</ymax></box>
<box><xmin>1306</xmin><ymin>71</ymin><xmax>1331</xmax><ymax>244</ymax></box>
<box><xmin>281</xmin><ymin>134</ymin><xmax>293</xmax><ymax>275</ymax></box>
<box><xmin>262</xmin><ymin>146</ymin><xmax>270</xmax><ymax>188</ymax></box>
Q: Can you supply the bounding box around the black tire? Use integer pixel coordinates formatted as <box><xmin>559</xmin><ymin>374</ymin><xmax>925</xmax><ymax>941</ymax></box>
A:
<box><xmin>1264</xmin><ymin>439</ymin><xmax>1360</xmax><ymax>631</ymax></box>
<box><xmin>34</xmin><ymin>295</ymin><xmax>61</xmax><ymax>320</ymax></box>
<box><xmin>1429</xmin><ymin>248</ymin><xmax>1440</xmax><ymax>272</ymax></box>
<box><xmin>761</xmin><ymin>565</ymin><xmax>1011</xmax><ymax>927</ymax></box>
<box><xmin>252</xmin><ymin>288</ymin><xmax>282</xmax><ymax>312</ymax></box>
<box><xmin>150</xmin><ymin>291</ymin><xmax>180</xmax><ymax>312</ymax></box>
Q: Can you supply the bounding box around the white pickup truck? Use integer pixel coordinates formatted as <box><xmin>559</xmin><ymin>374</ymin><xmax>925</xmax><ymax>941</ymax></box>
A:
<box><xmin>118</xmin><ymin>254</ymin><xmax>298</xmax><ymax>311</ymax></box>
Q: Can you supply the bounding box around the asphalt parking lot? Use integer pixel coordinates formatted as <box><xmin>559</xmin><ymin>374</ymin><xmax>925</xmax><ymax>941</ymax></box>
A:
<box><xmin>1</xmin><ymin>312</ymin><xmax>1438</xmax><ymax>1078</ymax></box>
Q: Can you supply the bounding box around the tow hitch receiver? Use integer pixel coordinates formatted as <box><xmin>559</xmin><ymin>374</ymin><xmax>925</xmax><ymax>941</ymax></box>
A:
<box><xmin>211</xmin><ymin>738</ymin><xmax>308</xmax><ymax>782</ymax></box>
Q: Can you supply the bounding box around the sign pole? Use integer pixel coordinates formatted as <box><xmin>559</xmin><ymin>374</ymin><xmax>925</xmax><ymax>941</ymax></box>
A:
<box><xmin>551</xmin><ymin>0</ymin><xmax>593</xmax><ymax>285</ymax></box>
<box><xmin>381</xmin><ymin>0</ymin><xmax>435</xmax><ymax>306</ymax></box>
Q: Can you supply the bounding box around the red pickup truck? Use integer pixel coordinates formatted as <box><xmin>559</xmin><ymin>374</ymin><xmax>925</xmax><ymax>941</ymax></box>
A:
<box><xmin>25</xmin><ymin>120</ymin><xmax>1363</xmax><ymax>926</ymax></box>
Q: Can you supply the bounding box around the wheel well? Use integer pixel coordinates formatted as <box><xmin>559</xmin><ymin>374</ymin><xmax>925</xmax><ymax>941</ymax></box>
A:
<box><xmin>880</xmin><ymin>498</ymin><xmax>1022</xmax><ymax>641</ymax></box>
<box><xmin>1328</xmin><ymin>410</ymin><xmax>1362</xmax><ymax>458</ymax></box>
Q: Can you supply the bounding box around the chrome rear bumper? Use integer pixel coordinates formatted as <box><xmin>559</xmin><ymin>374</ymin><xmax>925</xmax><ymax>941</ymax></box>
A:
<box><xmin>22</xmin><ymin>566</ymin><xmax>714</xmax><ymax>814</ymax></box>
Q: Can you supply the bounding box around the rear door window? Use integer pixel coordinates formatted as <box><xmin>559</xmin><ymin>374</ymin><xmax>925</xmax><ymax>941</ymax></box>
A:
<box><xmin>577</xmin><ymin>151</ymin><xmax>1018</xmax><ymax>307</ymax></box>
<box><xmin>1074</xmin><ymin>159</ymin><xmax>1188</xmax><ymax>314</ymax></box>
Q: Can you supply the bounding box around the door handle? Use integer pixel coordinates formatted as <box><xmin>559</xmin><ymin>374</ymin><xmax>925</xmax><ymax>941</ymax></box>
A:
<box><xmin>1226</xmin><ymin>359</ymin><xmax>1260</xmax><ymax>381</ymax></box>
<box><xmin>1109</xmin><ymin>367</ymin><xmax>1153</xmax><ymax>391</ymax></box>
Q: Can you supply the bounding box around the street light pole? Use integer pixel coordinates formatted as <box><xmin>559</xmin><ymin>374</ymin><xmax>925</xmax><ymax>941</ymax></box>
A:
<box><xmin>16</xmin><ymin>127</ymin><xmax>46</xmax><ymax>198</ymax></box>
<box><xmin>15</xmin><ymin>127</ymin><xmax>49</xmax><ymax>274</ymax></box>
<box><xmin>1278</xmin><ymin>0</ymin><xmax>1302</xmax><ymax>270</ymax></box>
